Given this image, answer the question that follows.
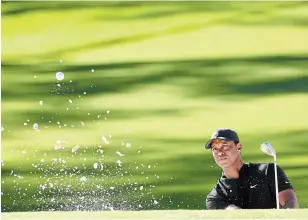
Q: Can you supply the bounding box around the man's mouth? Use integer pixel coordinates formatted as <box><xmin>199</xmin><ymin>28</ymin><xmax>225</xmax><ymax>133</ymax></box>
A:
<box><xmin>218</xmin><ymin>157</ymin><xmax>227</xmax><ymax>161</ymax></box>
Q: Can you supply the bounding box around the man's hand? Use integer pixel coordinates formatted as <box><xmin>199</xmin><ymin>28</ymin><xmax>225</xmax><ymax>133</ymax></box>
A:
<box><xmin>226</xmin><ymin>204</ymin><xmax>241</xmax><ymax>210</ymax></box>
<box><xmin>279</xmin><ymin>189</ymin><xmax>299</xmax><ymax>209</ymax></box>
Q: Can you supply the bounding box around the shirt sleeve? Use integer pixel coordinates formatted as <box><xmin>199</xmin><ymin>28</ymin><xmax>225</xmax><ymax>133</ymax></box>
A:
<box><xmin>205</xmin><ymin>189</ymin><xmax>230</xmax><ymax>210</ymax></box>
<box><xmin>267</xmin><ymin>163</ymin><xmax>294</xmax><ymax>193</ymax></box>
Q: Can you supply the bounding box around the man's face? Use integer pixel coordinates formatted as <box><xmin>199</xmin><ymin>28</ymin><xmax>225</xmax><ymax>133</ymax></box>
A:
<box><xmin>211</xmin><ymin>139</ymin><xmax>241</xmax><ymax>168</ymax></box>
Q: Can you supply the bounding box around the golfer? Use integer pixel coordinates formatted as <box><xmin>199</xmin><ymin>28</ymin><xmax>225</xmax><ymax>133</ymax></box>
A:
<box><xmin>205</xmin><ymin>128</ymin><xmax>299</xmax><ymax>209</ymax></box>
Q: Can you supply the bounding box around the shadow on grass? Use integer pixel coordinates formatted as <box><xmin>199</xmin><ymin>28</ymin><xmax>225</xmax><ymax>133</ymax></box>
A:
<box><xmin>2</xmin><ymin>54</ymin><xmax>308</xmax><ymax>131</ymax></box>
<box><xmin>1</xmin><ymin>2</ymin><xmax>138</xmax><ymax>17</ymax></box>
<box><xmin>0</xmin><ymin>2</ymin><xmax>280</xmax><ymax>16</ymax></box>
<box><xmin>2</xmin><ymin>1</ymin><xmax>249</xmax><ymax>19</ymax></box>
<box><xmin>2</xmin><ymin>54</ymin><xmax>308</xmax><ymax>101</ymax></box>
<box><xmin>3</xmin><ymin>1</ymin><xmax>304</xmax><ymax>23</ymax></box>
<box><xmin>3</xmin><ymin>2</ymin><xmax>307</xmax><ymax>60</ymax></box>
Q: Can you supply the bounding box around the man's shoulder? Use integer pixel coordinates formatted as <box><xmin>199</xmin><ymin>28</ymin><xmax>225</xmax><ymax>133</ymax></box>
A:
<box><xmin>206</xmin><ymin>178</ymin><xmax>231</xmax><ymax>199</ymax></box>
<box><xmin>246</xmin><ymin>162</ymin><xmax>286</xmax><ymax>178</ymax></box>
<box><xmin>206</xmin><ymin>180</ymin><xmax>225</xmax><ymax>199</ymax></box>
<box><xmin>206</xmin><ymin>187</ymin><xmax>217</xmax><ymax>198</ymax></box>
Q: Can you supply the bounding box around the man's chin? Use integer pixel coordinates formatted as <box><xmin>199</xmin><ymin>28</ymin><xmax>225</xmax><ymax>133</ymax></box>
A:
<box><xmin>217</xmin><ymin>161</ymin><xmax>231</xmax><ymax>168</ymax></box>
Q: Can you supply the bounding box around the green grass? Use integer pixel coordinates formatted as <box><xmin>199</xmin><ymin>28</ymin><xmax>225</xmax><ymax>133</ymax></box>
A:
<box><xmin>2</xmin><ymin>210</ymin><xmax>308</xmax><ymax>220</ymax></box>
<box><xmin>1</xmin><ymin>1</ymin><xmax>308</xmax><ymax>211</ymax></box>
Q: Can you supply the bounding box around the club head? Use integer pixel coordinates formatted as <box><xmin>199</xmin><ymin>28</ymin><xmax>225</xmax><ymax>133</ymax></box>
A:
<box><xmin>261</xmin><ymin>141</ymin><xmax>276</xmax><ymax>157</ymax></box>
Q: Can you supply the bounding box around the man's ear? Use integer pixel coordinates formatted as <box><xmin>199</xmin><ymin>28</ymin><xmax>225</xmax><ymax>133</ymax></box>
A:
<box><xmin>237</xmin><ymin>143</ymin><xmax>242</xmax><ymax>152</ymax></box>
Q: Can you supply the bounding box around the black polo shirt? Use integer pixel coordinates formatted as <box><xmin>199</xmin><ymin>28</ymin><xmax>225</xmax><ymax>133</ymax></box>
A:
<box><xmin>206</xmin><ymin>162</ymin><xmax>293</xmax><ymax>209</ymax></box>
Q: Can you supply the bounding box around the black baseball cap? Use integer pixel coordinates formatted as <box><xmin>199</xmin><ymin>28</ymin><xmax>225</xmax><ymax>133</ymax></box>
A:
<box><xmin>205</xmin><ymin>128</ymin><xmax>240</xmax><ymax>149</ymax></box>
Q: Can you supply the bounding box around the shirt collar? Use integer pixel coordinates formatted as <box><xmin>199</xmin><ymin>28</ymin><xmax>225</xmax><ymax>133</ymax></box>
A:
<box><xmin>221</xmin><ymin>163</ymin><xmax>249</xmax><ymax>178</ymax></box>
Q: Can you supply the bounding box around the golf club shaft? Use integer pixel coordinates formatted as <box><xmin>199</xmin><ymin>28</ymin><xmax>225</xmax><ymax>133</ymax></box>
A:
<box><xmin>274</xmin><ymin>156</ymin><xmax>279</xmax><ymax>209</ymax></box>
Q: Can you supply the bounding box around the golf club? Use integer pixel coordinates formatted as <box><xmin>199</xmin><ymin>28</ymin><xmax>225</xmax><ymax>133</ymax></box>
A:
<box><xmin>261</xmin><ymin>141</ymin><xmax>279</xmax><ymax>209</ymax></box>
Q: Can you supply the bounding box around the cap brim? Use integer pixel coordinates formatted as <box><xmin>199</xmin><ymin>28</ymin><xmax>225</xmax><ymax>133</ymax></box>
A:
<box><xmin>204</xmin><ymin>137</ymin><xmax>232</xmax><ymax>149</ymax></box>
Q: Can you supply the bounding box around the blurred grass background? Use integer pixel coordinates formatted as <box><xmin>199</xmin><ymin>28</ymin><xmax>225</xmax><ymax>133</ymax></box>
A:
<box><xmin>1</xmin><ymin>1</ymin><xmax>308</xmax><ymax>211</ymax></box>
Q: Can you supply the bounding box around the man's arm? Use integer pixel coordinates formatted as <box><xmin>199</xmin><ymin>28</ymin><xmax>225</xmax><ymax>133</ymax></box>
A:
<box><xmin>279</xmin><ymin>189</ymin><xmax>299</xmax><ymax>209</ymax></box>
<box><xmin>268</xmin><ymin>164</ymin><xmax>299</xmax><ymax>209</ymax></box>
<box><xmin>206</xmin><ymin>195</ymin><xmax>241</xmax><ymax>210</ymax></box>
<box><xmin>206</xmin><ymin>190</ymin><xmax>241</xmax><ymax>210</ymax></box>
<box><xmin>206</xmin><ymin>195</ymin><xmax>228</xmax><ymax>210</ymax></box>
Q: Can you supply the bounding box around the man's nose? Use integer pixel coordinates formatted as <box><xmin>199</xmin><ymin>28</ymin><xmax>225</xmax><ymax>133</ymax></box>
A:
<box><xmin>217</xmin><ymin>150</ymin><xmax>224</xmax><ymax>156</ymax></box>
